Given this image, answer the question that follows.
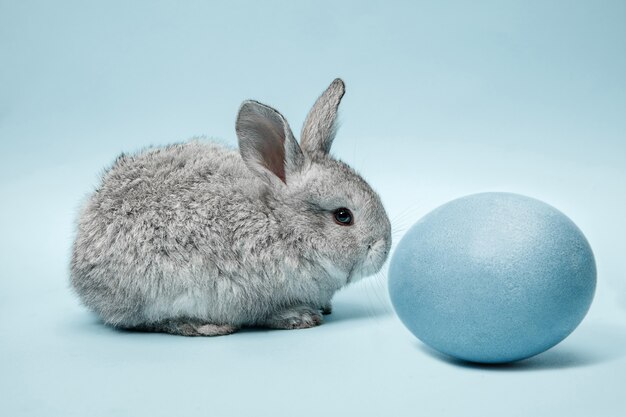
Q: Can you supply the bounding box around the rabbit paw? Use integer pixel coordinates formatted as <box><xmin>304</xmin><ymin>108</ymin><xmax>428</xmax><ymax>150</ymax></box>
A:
<box><xmin>265</xmin><ymin>306</ymin><xmax>323</xmax><ymax>330</ymax></box>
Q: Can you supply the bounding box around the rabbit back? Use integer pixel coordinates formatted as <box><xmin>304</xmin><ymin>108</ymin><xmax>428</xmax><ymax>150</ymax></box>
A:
<box><xmin>70</xmin><ymin>140</ymin><xmax>294</xmax><ymax>327</ymax></box>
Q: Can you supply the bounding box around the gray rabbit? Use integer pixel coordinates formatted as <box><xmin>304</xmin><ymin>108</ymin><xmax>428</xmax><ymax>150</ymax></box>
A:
<box><xmin>70</xmin><ymin>79</ymin><xmax>392</xmax><ymax>336</ymax></box>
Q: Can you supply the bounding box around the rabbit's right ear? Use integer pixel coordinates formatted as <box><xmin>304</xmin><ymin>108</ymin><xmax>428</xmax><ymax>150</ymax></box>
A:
<box><xmin>236</xmin><ymin>100</ymin><xmax>305</xmax><ymax>187</ymax></box>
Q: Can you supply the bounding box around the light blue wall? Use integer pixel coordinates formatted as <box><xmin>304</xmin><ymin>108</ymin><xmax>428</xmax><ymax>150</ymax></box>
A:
<box><xmin>1</xmin><ymin>1</ymin><xmax>625</xmax><ymax>416</ymax></box>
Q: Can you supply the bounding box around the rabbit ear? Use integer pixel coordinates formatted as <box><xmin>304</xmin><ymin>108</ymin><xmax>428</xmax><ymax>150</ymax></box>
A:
<box><xmin>300</xmin><ymin>78</ymin><xmax>346</xmax><ymax>158</ymax></box>
<box><xmin>236</xmin><ymin>100</ymin><xmax>304</xmax><ymax>186</ymax></box>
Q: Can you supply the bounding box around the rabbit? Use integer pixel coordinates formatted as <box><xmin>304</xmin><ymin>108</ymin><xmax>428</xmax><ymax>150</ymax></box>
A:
<box><xmin>70</xmin><ymin>78</ymin><xmax>392</xmax><ymax>336</ymax></box>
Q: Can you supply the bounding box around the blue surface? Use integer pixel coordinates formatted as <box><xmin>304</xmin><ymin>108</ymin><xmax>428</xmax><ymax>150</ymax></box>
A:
<box><xmin>389</xmin><ymin>193</ymin><xmax>596</xmax><ymax>363</ymax></box>
<box><xmin>1</xmin><ymin>1</ymin><xmax>626</xmax><ymax>416</ymax></box>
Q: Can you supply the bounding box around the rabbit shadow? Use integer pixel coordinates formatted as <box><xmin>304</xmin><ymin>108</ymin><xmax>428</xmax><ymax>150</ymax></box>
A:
<box><xmin>66</xmin><ymin>298</ymin><xmax>393</xmax><ymax>338</ymax></box>
<box><xmin>416</xmin><ymin>321</ymin><xmax>626</xmax><ymax>371</ymax></box>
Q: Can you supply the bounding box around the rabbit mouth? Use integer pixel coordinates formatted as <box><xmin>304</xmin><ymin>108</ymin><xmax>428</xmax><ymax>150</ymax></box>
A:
<box><xmin>349</xmin><ymin>240</ymin><xmax>390</xmax><ymax>282</ymax></box>
<box><xmin>323</xmin><ymin>240</ymin><xmax>389</xmax><ymax>285</ymax></box>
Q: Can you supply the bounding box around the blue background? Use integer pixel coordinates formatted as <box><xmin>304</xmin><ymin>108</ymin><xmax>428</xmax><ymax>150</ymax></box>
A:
<box><xmin>1</xmin><ymin>1</ymin><xmax>625</xmax><ymax>416</ymax></box>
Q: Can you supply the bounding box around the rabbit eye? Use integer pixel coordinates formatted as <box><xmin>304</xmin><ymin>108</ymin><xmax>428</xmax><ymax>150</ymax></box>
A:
<box><xmin>333</xmin><ymin>208</ymin><xmax>353</xmax><ymax>226</ymax></box>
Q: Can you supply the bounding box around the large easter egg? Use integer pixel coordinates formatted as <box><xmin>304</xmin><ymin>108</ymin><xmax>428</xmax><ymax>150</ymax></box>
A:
<box><xmin>388</xmin><ymin>193</ymin><xmax>596</xmax><ymax>363</ymax></box>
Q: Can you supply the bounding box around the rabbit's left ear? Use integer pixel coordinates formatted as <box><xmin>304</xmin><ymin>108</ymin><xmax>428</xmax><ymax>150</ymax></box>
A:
<box><xmin>300</xmin><ymin>78</ymin><xmax>345</xmax><ymax>158</ymax></box>
<box><xmin>236</xmin><ymin>100</ymin><xmax>304</xmax><ymax>186</ymax></box>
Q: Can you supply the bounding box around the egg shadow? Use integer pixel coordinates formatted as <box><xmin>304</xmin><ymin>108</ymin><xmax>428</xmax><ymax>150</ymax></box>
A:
<box><xmin>415</xmin><ymin>321</ymin><xmax>626</xmax><ymax>371</ymax></box>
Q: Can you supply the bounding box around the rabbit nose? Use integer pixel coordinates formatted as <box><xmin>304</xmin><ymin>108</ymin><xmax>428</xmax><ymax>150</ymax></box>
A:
<box><xmin>372</xmin><ymin>238</ymin><xmax>391</xmax><ymax>256</ymax></box>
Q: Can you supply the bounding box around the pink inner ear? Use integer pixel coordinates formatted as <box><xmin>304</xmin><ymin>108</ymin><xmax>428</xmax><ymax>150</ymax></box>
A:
<box><xmin>256</xmin><ymin>119</ymin><xmax>286</xmax><ymax>183</ymax></box>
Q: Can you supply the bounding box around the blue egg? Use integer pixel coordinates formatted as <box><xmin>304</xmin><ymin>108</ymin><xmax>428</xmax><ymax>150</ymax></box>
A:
<box><xmin>389</xmin><ymin>193</ymin><xmax>596</xmax><ymax>364</ymax></box>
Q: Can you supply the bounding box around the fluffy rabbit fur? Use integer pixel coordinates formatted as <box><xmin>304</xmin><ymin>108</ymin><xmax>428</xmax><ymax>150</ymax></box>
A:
<box><xmin>70</xmin><ymin>79</ymin><xmax>391</xmax><ymax>336</ymax></box>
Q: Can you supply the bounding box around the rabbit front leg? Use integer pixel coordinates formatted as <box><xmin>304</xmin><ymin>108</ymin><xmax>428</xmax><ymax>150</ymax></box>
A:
<box><xmin>321</xmin><ymin>302</ymin><xmax>332</xmax><ymax>315</ymax></box>
<box><xmin>263</xmin><ymin>305</ymin><xmax>323</xmax><ymax>330</ymax></box>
